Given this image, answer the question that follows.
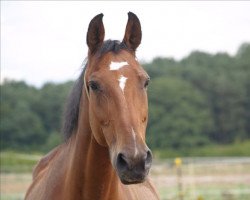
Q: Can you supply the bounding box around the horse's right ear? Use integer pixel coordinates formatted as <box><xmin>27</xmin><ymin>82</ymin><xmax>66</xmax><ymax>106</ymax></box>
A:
<box><xmin>122</xmin><ymin>12</ymin><xmax>142</xmax><ymax>52</ymax></box>
<box><xmin>86</xmin><ymin>13</ymin><xmax>105</xmax><ymax>54</ymax></box>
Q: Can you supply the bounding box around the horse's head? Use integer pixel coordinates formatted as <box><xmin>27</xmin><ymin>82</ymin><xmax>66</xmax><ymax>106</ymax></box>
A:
<box><xmin>85</xmin><ymin>12</ymin><xmax>152</xmax><ymax>185</ymax></box>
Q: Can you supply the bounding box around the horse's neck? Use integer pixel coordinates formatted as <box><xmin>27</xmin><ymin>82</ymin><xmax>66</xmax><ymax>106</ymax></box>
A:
<box><xmin>63</xmin><ymin>96</ymin><xmax>120</xmax><ymax>200</ymax></box>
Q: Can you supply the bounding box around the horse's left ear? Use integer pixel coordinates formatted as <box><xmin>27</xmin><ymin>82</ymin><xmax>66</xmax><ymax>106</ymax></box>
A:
<box><xmin>122</xmin><ymin>12</ymin><xmax>142</xmax><ymax>52</ymax></box>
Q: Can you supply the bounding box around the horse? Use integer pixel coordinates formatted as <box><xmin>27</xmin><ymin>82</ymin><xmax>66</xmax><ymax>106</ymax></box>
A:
<box><xmin>25</xmin><ymin>12</ymin><xmax>160</xmax><ymax>200</ymax></box>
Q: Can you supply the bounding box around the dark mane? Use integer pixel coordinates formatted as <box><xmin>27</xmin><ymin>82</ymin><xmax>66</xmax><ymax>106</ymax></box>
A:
<box><xmin>62</xmin><ymin>40</ymin><xmax>128</xmax><ymax>140</ymax></box>
<box><xmin>62</xmin><ymin>68</ymin><xmax>85</xmax><ymax>141</ymax></box>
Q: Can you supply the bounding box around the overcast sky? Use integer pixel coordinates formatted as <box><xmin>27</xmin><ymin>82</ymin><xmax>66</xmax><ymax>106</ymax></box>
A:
<box><xmin>1</xmin><ymin>1</ymin><xmax>250</xmax><ymax>87</ymax></box>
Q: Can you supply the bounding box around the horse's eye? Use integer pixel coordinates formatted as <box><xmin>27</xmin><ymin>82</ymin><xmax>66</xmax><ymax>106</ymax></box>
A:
<box><xmin>144</xmin><ymin>78</ymin><xmax>150</xmax><ymax>88</ymax></box>
<box><xmin>89</xmin><ymin>81</ymin><xmax>100</xmax><ymax>91</ymax></box>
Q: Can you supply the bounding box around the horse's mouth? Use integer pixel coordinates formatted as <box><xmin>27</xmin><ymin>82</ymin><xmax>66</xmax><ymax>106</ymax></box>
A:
<box><xmin>118</xmin><ymin>170</ymin><xmax>149</xmax><ymax>185</ymax></box>
<box><xmin>120</xmin><ymin>178</ymin><xmax>146</xmax><ymax>185</ymax></box>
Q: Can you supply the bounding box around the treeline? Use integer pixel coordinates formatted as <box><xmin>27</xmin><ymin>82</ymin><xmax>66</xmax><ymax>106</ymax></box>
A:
<box><xmin>1</xmin><ymin>81</ymin><xmax>73</xmax><ymax>151</ymax></box>
<box><xmin>145</xmin><ymin>43</ymin><xmax>250</xmax><ymax>149</ymax></box>
<box><xmin>1</xmin><ymin>43</ymin><xmax>250</xmax><ymax>152</ymax></box>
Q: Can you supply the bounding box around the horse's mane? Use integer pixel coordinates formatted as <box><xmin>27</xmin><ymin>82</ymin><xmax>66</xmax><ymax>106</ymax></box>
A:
<box><xmin>62</xmin><ymin>40</ymin><xmax>128</xmax><ymax>140</ymax></box>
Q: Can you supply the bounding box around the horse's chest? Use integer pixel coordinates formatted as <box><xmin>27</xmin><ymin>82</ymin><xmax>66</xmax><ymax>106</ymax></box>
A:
<box><xmin>121</xmin><ymin>183</ymin><xmax>159</xmax><ymax>200</ymax></box>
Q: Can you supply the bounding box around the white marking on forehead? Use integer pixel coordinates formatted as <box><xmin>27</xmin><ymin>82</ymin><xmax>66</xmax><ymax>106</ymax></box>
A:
<box><xmin>110</xmin><ymin>61</ymin><xmax>129</xmax><ymax>70</ymax></box>
<box><xmin>132</xmin><ymin>128</ymin><xmax>138</xmax><ymax>157</ymax></box>
<box><xmin>118</xmin><ymin>75</ymin><xmax>128</xmax><ymax>93</ymax></box>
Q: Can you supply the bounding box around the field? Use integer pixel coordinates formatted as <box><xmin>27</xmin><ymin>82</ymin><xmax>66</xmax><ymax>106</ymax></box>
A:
<box><xmin>152</xmin><ymin>157</ymin><xmax>250</xmax><ymax>200</ymax></box>
<box><xmin>1</xmin><ymin>152</ymin><xmax>250</xmax><ymax>200</ymax></box>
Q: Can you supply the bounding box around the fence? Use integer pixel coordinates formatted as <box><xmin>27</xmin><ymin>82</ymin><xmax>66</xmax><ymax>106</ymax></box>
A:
<box><xmin>151</xmin><ymin>157</ymin><xmax>250</xmax><ymax>200</ymax></box>
<box><xmin>1</xmin><ymin>155</ymin><xmax>250</xmax><ymax>200</ymax></box>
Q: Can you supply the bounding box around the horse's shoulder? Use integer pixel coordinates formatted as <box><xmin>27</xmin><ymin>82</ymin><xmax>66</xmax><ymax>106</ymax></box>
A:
<box><xmin>32</xmin><ymin>145</ymin><xmax>62</xmax><ymax>179</ymax></box>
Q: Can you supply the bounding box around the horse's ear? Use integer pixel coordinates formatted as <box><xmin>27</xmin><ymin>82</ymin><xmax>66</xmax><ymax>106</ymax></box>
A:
<box><xmin>122</xmin><ymin>12</ymin><xmax>142</xmax><ymax>52</ymax></box>
<box><xmin>87</xmin><ymin>13</ymin><xmax>105</xmax><ymax>54</ymax></box>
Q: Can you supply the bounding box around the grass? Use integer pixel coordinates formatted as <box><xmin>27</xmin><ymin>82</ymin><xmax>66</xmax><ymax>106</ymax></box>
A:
<box><xmin>154</xmin><ymin>140</ymin><xmax>250</xmax><ymax>158</ymax></box>
<box><xmin>151</xmin><ymin>157</ymin><xmax>250</xmax><ymax>200</ymax></box>
<box><xmin>0</xmin><ymin>151</ymin><xmax>42</xmax><ymax>173</ymax></box>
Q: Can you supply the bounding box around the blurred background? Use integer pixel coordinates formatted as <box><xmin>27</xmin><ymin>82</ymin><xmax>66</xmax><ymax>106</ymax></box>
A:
<box><xmin>1</xmin><ymin>1</ymin><xmax>250</xmax><ymax>200</ymax></box>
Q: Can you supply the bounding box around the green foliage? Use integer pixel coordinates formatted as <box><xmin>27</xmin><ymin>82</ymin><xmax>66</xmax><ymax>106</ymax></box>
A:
<box><xmin>147</xmin><ymin>77</ymin><xmax>212</xmax><ymax>149</ymax></box>
<box><xmin>145</xmin><ymin>42</ymin><xmax>250</xmax><ymax>149</ymax></box>
<box><xmin>34</xmin><ymin>82</ymin><xmax>72</xmax><ymax>134</ymax></box>
<box><xmin>43</xmin><ymin>131</ymin><xmax>62</xmax><ymax>152</ymax></box>
<box><xmin>0</xmin><ymin>81</ymin><xmax>46</xmax><ymax>149</ymax></box>
<box><xmin>0</xmin><ymin>80</ymin><xmax>72</xmax><ymax>151</ymax></box>
<box><xmin>0</xmin><ymin>42</ymin><xmax>250</xmax><ymax>155</ymax></box>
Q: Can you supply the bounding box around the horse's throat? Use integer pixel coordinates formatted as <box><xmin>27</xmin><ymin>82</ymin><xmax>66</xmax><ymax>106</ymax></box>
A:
<box><xmin>64</xmin><ymin>96</ymin><xmax>120</xmax><ymax>199</ymax></box>
<box><xmin>64</xmin><ymin>127</ymin><xmax>119</xmax><ymax>200</ymax></box>
<box><xmin>84</xmin><ymin>136</ymin><xmax>120</xmax><ymax>199</ymax></box>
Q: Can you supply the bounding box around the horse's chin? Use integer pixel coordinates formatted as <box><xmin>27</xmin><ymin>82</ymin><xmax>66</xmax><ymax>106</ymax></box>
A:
<box><xmin>117</xmin><ymin>170</ymin><xmax>149</xmax><ymax>185</ymax></box>
<box><xmin>120</xmin><ymin>178</ymin><xmax>146</xmax><ymax>185</ymax></box>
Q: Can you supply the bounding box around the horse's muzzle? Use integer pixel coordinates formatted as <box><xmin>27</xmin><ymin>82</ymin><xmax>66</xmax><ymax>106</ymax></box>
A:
<box><xmin>115</xmin><ymin>149</ymin><xmax>152</xmax><ymax>184</ymax></box>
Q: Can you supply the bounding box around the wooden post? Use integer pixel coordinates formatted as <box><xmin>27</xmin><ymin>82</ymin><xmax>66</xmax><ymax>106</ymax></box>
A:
<box><xmin>175</xmin><ymin>157</ymin><xmax>183</xmax><ymax>200</ymax></box>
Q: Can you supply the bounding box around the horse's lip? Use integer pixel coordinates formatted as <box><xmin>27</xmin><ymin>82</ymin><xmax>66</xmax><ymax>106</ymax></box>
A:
<box><xmin>120</xmin><ymin>178</ymin><xmax>145</xmax><ymax>185</ymax></box>
<box><xmin>119</xmin><ymin>173</ymin><xmax>147</xmax><ymax>185</ymax></box>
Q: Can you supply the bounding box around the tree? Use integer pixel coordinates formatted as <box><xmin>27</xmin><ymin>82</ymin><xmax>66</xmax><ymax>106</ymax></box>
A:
<box><xmin>147</xmin><ymin>77</ymin><xmax>212</xmax><ymax>149</ymax></box>
<box><xmin>0</xmin><ymin>81</ymin><xmax>45</xmax><ymax>149</ymax></box>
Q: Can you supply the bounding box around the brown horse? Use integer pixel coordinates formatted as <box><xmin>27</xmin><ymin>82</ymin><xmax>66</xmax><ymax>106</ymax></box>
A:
<box><xmin>25</xmin><ymin>12</ymin><xmax>159</xmax><ymax>200</ymax></box>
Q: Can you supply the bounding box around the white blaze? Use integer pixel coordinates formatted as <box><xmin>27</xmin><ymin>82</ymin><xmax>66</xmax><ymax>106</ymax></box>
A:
<box><xmin>110</xmin><ymin>61</ymin><xmax>128</xmax><ymax>70</ymax></box>
<box><xmin>132</xmin><ymin>128</ymin><xmax>138</xmax><ymax>157</ymax></box>
<box><xmin>118</xmin><ymin>75</ymin><xmax>127</xmax><ymax>93</ymax></box>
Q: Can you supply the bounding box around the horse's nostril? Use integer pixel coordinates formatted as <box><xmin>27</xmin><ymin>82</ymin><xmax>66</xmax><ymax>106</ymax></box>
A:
<box><xmin>115</xmin><ymin>150</ymin><xmax>152</xmax><ymax>184</ymax></box>
<box><xmin>117</xmin><ymin>153</ymin><xmax>128</xmax><ymax>171</ymax></box>
<box><xmin>145</xmin><ymin>150</ymin><xmax>152</xmax><ymax>168</ymax></box>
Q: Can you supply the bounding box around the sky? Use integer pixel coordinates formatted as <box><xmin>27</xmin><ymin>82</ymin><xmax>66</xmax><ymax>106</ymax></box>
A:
<box><xmin>1</xmin><ymin>1</ymin><xmax>250</xmax><ymax>87</ymax></box>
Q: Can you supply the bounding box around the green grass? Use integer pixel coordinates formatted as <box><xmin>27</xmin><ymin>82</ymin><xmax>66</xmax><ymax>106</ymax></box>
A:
<box><xmin>0</xmin><ymin>151</ymin><xmax>42</xmax><ymax>173</ymax></box>
<box><xmin>154</xmin><ymin>140</ymin><xmax>250</xmax><ymax>158</ymax></box>
<box><xmin>1</xmin><ymin>140</ymin><xmax>250</xmax><ymax>172</ymax></box>
<box><xmin>0</xmin><ymin>194</ymin><xmax>25</xmax><ymax>200</ymax></box>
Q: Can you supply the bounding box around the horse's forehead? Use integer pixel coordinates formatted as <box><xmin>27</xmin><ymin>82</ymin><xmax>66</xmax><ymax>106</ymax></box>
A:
<box><xmin>88</xmin><ymin>52</ymin><xmax>145</xmax><ymax>95</ymax></box>
<box><xmin>97</xmin><ymin>51</ymin><xmax>139</xmax><ymax>71</ymax></box>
